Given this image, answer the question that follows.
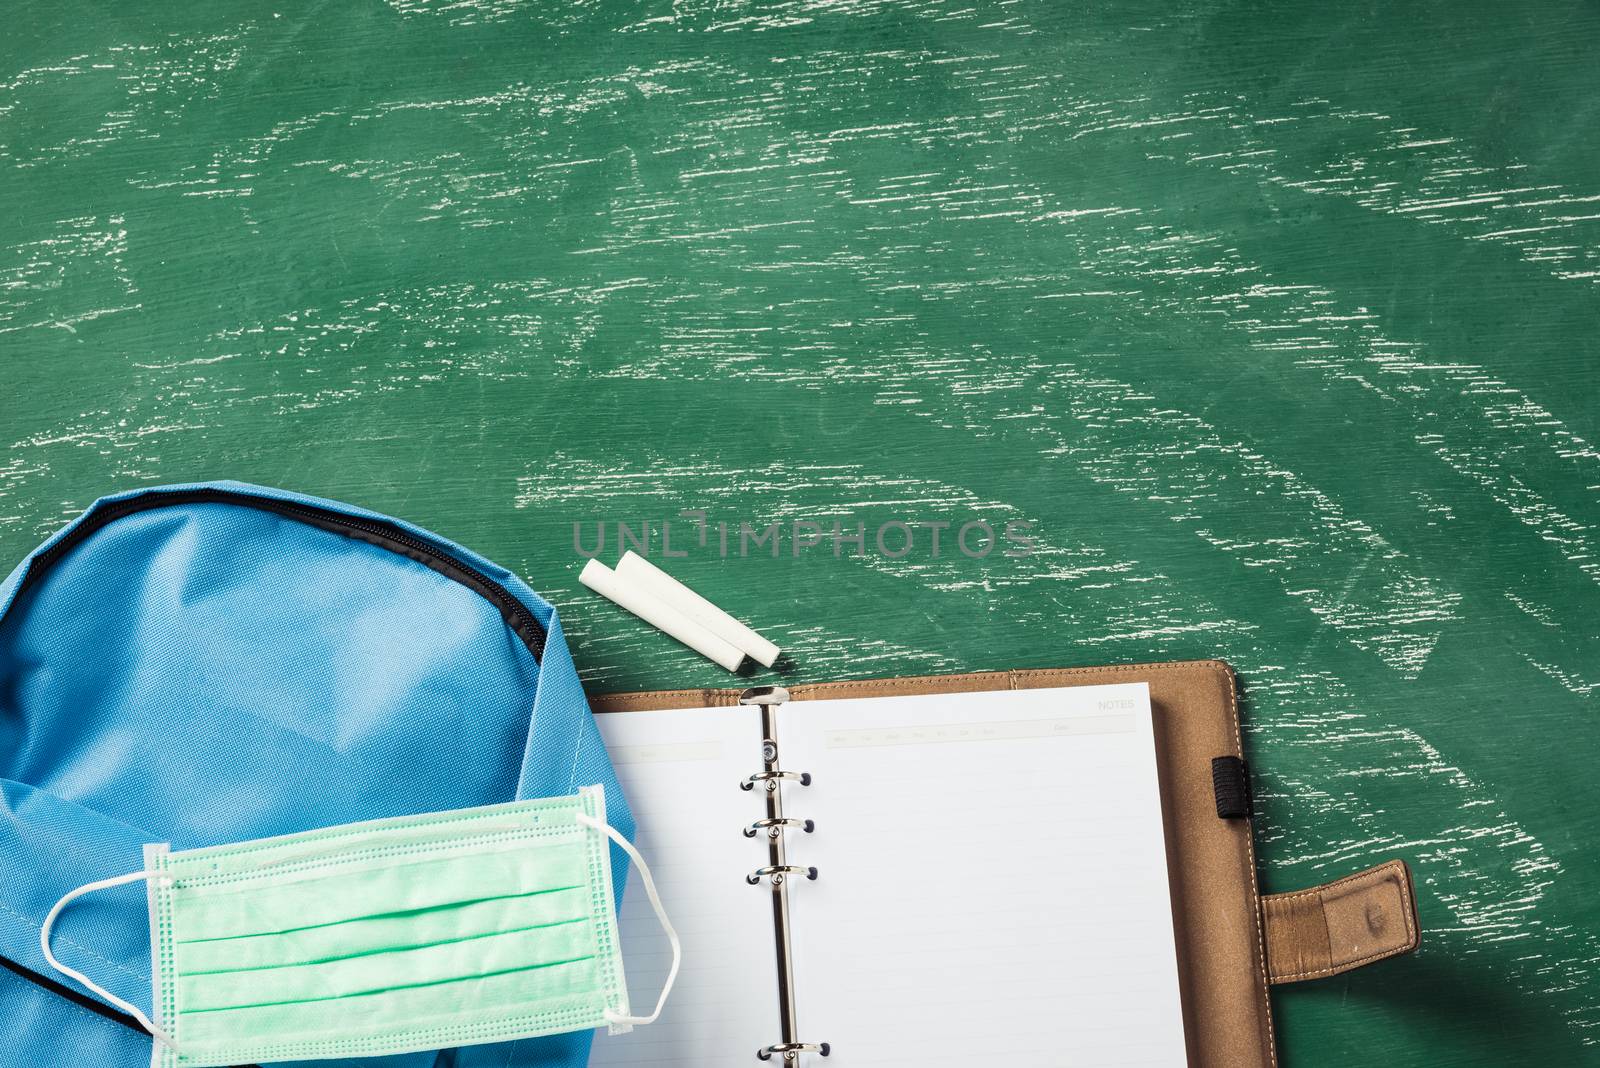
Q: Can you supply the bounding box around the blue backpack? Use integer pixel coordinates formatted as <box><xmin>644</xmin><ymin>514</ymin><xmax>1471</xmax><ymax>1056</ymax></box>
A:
<box><xmin>0</xmin><ymin>481</ymin><xmax>631</xmax><ymax>1068</ymax></box>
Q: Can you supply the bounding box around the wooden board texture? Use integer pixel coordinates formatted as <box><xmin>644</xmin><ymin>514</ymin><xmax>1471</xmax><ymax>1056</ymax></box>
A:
<box><xmin>2</xmin><ymin>2</ymin><xmax>1597</xmax><ymax>1064</ymax></box>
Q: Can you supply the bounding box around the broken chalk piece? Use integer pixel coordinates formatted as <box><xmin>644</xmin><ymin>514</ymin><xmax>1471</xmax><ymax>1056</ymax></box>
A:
<box><xmin>616</xmin><ymin>551</ymin><xmax>781</xmax><ymax>668</ymax></box>
<box><xmin>579</xmin><ymin>558</ymin><xmax>747</xmax><ymax>673</ymax></box>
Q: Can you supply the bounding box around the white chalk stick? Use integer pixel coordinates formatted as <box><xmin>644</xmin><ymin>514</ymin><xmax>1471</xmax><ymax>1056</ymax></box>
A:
<box><xmin>616</xmin><ymin>551</ymin><xmax>781</xmax><ymax>668</ymax></box>
<box><xmin>579</xmin><ymin>559</ymin><xmax>747</xmax><ymax>673</ymax></box>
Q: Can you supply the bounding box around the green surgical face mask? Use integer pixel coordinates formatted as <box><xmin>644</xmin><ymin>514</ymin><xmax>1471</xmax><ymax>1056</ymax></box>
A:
<box><xmin>39</xmin><ymin>786</ymin><xmax>679</xmax><ymax>1068</ymax></box>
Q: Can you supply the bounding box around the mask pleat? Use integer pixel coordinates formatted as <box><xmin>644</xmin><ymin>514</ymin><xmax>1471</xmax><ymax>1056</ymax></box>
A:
<box><xmin>176</xmin><ymin>960</ymin><xmax>605</xmax><ymax>1053</ymax></box>
<box><xmin>179</xmin><ymin>920</ymin><xmax>598</xmax><ymax>1014</ymax></box>
<box><xmin>169</xmin><ymin>838</ymin><xmax>589</xmax><ymax>943</ymax></box>
<box><xmin>176</xmin><ymin>886</ymin><xmax>591</xmax><ymax>974</ymax></box>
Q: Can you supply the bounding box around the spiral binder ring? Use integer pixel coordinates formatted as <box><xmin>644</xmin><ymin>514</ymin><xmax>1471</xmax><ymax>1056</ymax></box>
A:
<box><xmin>745</xmin><ymin>817</ymin><xmax>815</xmax><ymax>838</ymax></box>
<box><xmin>758</xmin><ymin>1042</ymin><xmax>831</xmax><ymax>1060</ymax></box>
<box><xmin>742</xmin><ymin>770</ymin><xmax>811</xmax><ymax>790</ymax></box>
<box><xmin>746</xmin><ymin>864</ymin><xmax>819</xmax><ymax>886</ymax></box>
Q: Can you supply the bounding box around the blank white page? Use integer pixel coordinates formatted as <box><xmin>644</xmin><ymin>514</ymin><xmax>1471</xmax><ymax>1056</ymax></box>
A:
<box><xmin>780</xmin><ymin>682</ymin><xmax>1186</xmax><ymax>1067</ymax></box>
<box><xmin>589</xmin><ymin>705</ymin><xmax>776</xmax><ymax>1065</ymax></box>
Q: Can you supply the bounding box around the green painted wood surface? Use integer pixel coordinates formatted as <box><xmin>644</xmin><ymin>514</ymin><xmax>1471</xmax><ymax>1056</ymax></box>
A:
<box><xmin>3</xmin><ymin>3</ymin><xmax>1597</xmax><ymax>1063</ymax></box>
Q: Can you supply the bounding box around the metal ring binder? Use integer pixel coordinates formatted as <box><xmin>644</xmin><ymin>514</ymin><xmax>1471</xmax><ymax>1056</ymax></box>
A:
<box><xmin>744</xmin><ymin>817</ymin><xmax>815</xmax><ymax>838</ymax></box>
<box><xmin>739</xmin><ymin>685</ymin><xmax>830</xmax><ymax>1065</ymax></box>
<box><xmin>741</xmin><ymin>770</ymin><xmax>812</xmax><ymax>790</ymax></box>
<box><xmin>745</xmin><ymin>864</ymin><xmax>819</xmax><ymax>885</ymax></box>
<box><xmin>758</xmin><ymin>1042</ymin><xmax>831</xmax><ymax>1060</ymax></box>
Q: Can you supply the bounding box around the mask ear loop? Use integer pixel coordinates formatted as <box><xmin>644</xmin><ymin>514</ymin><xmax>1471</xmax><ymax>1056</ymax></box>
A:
<box><xmin>39</xmin><ymin>870</ymin><xmax>178</xmax><ymax>1050</ymax></box>
<box><xmin>576</xmin><ymin>814</ymin><xmax>682</xmax><ymax>1028</ymax></box>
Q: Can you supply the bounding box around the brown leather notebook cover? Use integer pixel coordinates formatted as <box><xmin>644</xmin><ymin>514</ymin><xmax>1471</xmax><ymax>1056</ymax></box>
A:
<box><xmin>589</xmin><ymin>659</ymin><xmax>1419</xmax><ymax>1067</ymax></box>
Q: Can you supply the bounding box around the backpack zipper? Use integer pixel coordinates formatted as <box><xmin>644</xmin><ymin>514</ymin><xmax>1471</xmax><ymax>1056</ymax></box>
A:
<box><xmin>18</xmin><ymin>487</ymin><xmax>547</xmax><ymax>662</ymax></box>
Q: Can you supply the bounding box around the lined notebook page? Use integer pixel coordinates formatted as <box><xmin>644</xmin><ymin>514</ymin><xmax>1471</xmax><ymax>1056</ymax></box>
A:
<box><xmin>589</xmin><ymin>705</ymin><xmax>774</xmax><ymax>1065</ymax></box>
<box><xmin>781</xmin><ymin>682</ymin><xmax>1186</xmax><ymax>1067</ymax></box>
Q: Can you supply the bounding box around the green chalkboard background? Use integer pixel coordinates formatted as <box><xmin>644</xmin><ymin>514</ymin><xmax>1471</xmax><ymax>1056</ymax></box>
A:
<box><xmin>3</xmin><ymin>2</ymin><xmax>1597</xmax><ymax>1064</ymax></box>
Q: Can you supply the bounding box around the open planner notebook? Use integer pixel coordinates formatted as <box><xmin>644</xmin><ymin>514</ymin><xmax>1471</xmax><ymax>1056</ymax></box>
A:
<box><xmin>588</xmin><ymin>681</ymin><xmax>1186</xmax><ymax>1067</ymax></box>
